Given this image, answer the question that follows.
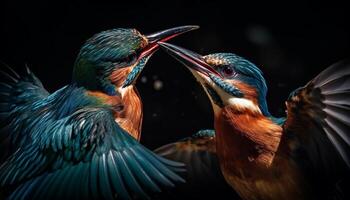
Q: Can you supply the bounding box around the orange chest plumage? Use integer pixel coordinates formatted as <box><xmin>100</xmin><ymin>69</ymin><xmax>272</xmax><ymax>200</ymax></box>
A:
<box><xmin>214</xmin><ymin>107</ymin><xmax>312</xmax><ymax>200</ymax></box>
<box><xmin>214</xmin><ymin>107</ymin><xmax>282</xmax><ymax>169</ymax></box>
<box><xmin>87</xmin><ymin>87</ymin><xmax>143</xmax><ymax>141</ymax></box>
<box><xmin>115</xmin><ymin>87</ymin><xmax>143</xmax><ymax>141</ymax></box>
<box><xmin>106</xmin><ymin>67</ymin><xmax>143</xmax><ymax>141</ymax></box>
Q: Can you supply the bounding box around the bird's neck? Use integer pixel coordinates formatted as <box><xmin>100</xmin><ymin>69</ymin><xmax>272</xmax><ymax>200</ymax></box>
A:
<box><xmin>73</xmin><ymin>59</ymin><xmax>117</xmax><ymax>95</ymax></box>
<box><xmin>84</xmin><ymin>67</ymin><xmax>143</xmax><ymax>141</ymax></box>
<box><xmin>109</xmin><ymin>66</ymin><xmax>132</xmax><ymax>88</ymax></box>
<box><xmin>214</xmin><ymin>105</ymin><xmax>283</xmax><ymax>174</ymax></box>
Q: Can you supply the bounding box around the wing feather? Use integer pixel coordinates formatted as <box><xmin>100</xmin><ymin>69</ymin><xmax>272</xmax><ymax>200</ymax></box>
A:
<box><xmin>154</xmin><ymin>130</ymin><xmax>239</xmax><ymax>199</ymax></box>
<box><xmin>154</xmin><ymin>130</ymin><xmax>220</xmax><ymax>183</ymax></box>
<box><xmin>0</xmin><ymin>64</ymin><xmax>49</xmax><ymax>161</ymax></box>
<box><xmin>284</xmin><ymin>59</ymin><xmax>350</xmax><ymax>172</ymax></box>
<box><xmin>1</xmin><ymin>107</ymin><xmax>184</xmax><ymax>200</ymax></box>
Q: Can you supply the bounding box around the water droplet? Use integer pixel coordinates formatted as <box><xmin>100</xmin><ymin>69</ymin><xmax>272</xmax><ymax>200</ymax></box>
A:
<box><xmin>153</xmin><ymin>80</ymin><xmax>163</xmax><ymax>91</ymax></box>
<box><xmin>140</xmin><ymin>76</ymin><xmax>147</xmax><ymax>83</ymax></box>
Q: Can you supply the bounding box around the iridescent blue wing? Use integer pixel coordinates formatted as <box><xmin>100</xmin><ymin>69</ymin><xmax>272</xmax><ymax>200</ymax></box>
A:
<box><xmin>0</xmin><ymin>64</ymin><xmax>49</xmax><ymax>160</ymax></box>
<box><xmin>0</xmin><ymin>107</ymin><xmax>184</xmax><ymax>200</ymax></box>
<box><xmin>284</xmin><ymin>60</ymin><xmax>350</xmax><ymax>173</ymax></box>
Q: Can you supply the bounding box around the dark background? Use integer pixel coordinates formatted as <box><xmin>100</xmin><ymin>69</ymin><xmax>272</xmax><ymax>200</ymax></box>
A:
<box><xmin>1</xmin><ymin>1</ymin><xmax>349</xmax><ymax>149</ymax></box>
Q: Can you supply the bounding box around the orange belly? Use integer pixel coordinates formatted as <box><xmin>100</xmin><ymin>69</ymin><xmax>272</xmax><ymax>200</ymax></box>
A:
<box><xmin>219</xmin><ymin>154</ymin><xmax>313</xmax><ymax>200</ymax></box>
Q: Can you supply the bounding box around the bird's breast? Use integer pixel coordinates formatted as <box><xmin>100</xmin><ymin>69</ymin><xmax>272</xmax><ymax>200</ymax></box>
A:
<box><xmin>214</xmin><ymin>107</ymin><xmax>313</xmax><ymax>200</ymax></box>
<box><xmin>114</xmin><ymin>87</ymin><xmax>143</xmax><ymax>141</ymax></box>
<box><xmin>86</xmin><ymin>87</ymin><xmax>143</xmax><ymax>141</ymax></box>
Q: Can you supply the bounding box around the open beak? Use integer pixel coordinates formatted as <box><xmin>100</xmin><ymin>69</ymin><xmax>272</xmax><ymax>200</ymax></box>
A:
<box><xmin>139</xmin><ymin>25</ymin><xmax>200</xmax><ymax>59</ymax></box>
<box><xmin>157</xmin><ymin>42</ymin><xmax>222</xmax><ymax>78</ymax></box>
<box><xmin>122</xmin><ymin>25</ymin><xmax>199</xmax><ymax>88</ymax></box>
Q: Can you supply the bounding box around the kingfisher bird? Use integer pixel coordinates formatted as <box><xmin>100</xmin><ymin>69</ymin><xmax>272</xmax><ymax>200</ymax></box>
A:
<box><xmin>0</xmin><ymin>25</ymin><xmax>198</xmax><ymax>200</ymax></box>
<box><xmin>158</xmin><ymin>42</ymin><xmax>350</xmax><ymax>200</ymax></box>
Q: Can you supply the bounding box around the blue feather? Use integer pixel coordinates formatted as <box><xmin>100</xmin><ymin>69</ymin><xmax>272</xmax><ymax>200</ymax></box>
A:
<box><xmin>123</xmin><ymin>148</ymin><xmax>161</xmax><ymax>193</ymax></box>
<box><xmin>114</xmin><ymin>151</ymin><xmax>150</xmax><ymax>200</ymax></box>
<box><xmin>90</xmin><ymin>153</ymin><xmax>100</xmax><ymax>199</ymax></box>
<box><xmin>129</xmin><ymin>147</ymin><xmax>174</xmax><ymax>188</ymax></box>
<box><xmin>108</xmin><ymin>151</ymin><xmax>131</xmax><ymax>200</ymax></box>
<box><xmin>1</xmin><ymin>84</ymin><xmax>184</xmax><ymax>199</ymax></box>
<box><xmin>99</xmin><ymin>154</ymin><xmax>115</xmax><ymax>200</ymax></box>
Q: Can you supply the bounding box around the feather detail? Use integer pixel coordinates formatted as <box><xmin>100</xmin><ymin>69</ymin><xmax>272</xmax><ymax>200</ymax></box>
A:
<box><xmin>285</xmin><ymin>59</ymin><xmax>350</xmax><ymax>168</ymax></box>
<box><xmin>2</xmin><ymin>105</ymin><xmax>184</xmax><ymax>200</ymax></box>
<box><xmin>216</xmin><ymin>106</ymin><xmax>282</xmax><ymax>169</ymax></box>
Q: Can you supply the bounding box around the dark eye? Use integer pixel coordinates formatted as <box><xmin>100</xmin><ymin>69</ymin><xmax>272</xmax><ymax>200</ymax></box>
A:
<box><xmin>124</xmin><ymin>53</ymin><xmax>137</xmax><ymax>63</ymax></box>
<box><xmin>222</xmin><ymin>65</ymin><xmax>235</xmax><ymax>77</ymax></box>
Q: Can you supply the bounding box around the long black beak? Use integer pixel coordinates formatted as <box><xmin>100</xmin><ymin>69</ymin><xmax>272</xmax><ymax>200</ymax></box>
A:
<box><xmin>122</xmin><ymin>26</ymin><xmax>199</xmax><ymax>88</ymax></box>
<box><xmin>146</xmin><ymin>25</ymin><xmax>199</xmax><ymax>43</ymax></box>
<box><xmin>139</xmin><ymin>25</ymin><xmax>199</xmax><ymax>59</ymax></box>
<box><xmin>157</xmin><ymin>42</ymin><xmax>222</xmax><ymax>78</ymax></box>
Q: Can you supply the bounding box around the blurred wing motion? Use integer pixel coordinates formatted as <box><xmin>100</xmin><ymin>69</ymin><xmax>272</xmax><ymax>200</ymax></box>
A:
<box><xmin>0</xmin><ymin>64</ymin><xmax>50</xmax><ymax>161</ymax></box>
<box><xmin>0</xmin><ymin>107</ymin><xmax>184</xmax><ymax>200</ymax></box>
<box><xmin>154</xmin><ymin>130</ymin><xmax>237</xmax><ymax>198</ymax></box>
<box><xmin>284</xmin><ymin>60</ymin><xmax>350</xmax><ymax>192</ymax></box>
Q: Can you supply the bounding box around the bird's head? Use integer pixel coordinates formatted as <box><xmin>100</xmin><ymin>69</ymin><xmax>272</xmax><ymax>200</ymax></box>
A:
<box><xmin>73</xmin><ymin>26</ymin><xmax>199</xmax><ymax>96</ymax></box>
<box><xmin>159</xmin><ymin>42</ymin><xmax>270</xmax><ymax>116</ymax></box>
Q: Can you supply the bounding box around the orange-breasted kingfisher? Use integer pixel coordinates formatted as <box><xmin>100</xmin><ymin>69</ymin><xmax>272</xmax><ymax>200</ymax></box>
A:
<box><xmin>0</xmin><ymin>25</ymin><xmax>198</xmax><ymax>200</ymax></box>
<box><xmin>158</xmin><ymin>42</ymin><xmax>350</xmax><ymax>200</ymax></box>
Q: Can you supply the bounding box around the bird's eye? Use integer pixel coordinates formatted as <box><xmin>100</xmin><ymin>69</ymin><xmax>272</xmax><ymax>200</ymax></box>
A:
<box><xmin>124</xmin><ymin>53</ymin><xmax>137</xmax><ymax>63</ymax></box>
<box><xmin>222</xmin><ymin>65</ymin><xmax>236</xmax><ymax>77</ymax></box>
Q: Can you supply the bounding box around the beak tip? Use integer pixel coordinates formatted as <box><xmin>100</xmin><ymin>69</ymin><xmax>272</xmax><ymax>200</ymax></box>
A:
<box><xmin>189</xmin><ymin>25</ymin><xmax>200</xmax><ymax>30</ymax></box>
<box><xmin>180</xmin><ymin>25</ymin><xmax>200</xmax><ymax>34</ymax></box>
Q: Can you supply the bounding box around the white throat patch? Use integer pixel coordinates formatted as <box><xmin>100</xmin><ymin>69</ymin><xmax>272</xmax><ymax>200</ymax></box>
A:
<box><xmin>117</xmin><ymin>85</ymin><xmax>132</xmax><ymax>97</ymax></box>
<box><xmin>189</xmin><ymin>69</ymin><xmax>262</xmax><ymax>115</ymax></box>
<box><xmin>227</xmin><ymin>97</ymin><xmax>262</xmax><ymax>114</ymax></box>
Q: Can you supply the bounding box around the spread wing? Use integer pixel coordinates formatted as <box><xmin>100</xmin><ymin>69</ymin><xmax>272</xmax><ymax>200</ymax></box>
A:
<box><xmin>0</xmin><ymin>64</ymin><xmax>50</xmax><ymax>161</ymax></box>
<box><xmin>154</xmin><ymin>130</ymin><xmax>237</xmax><ymax>198</ymax></box>
<box><xmin>0</xmin><ymin>107</ymin><xmax>184</xmax><ymax>200</ymax></box>
<box><xmin>154</xmin><ymin>130</ymin><xmax>220</xmax><ymax>183</ymax></box>
<box><xmin>283</xmin><ymin>60</ymin><xmax>350</xmax><ymax>175</ymax></box>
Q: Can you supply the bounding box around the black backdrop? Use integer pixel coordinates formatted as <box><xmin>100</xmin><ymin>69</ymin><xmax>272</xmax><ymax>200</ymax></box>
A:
<box><xmin>1</xmin><ymin>1</ymin><xmax>349</xmax><ymax>149</ymax></box>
